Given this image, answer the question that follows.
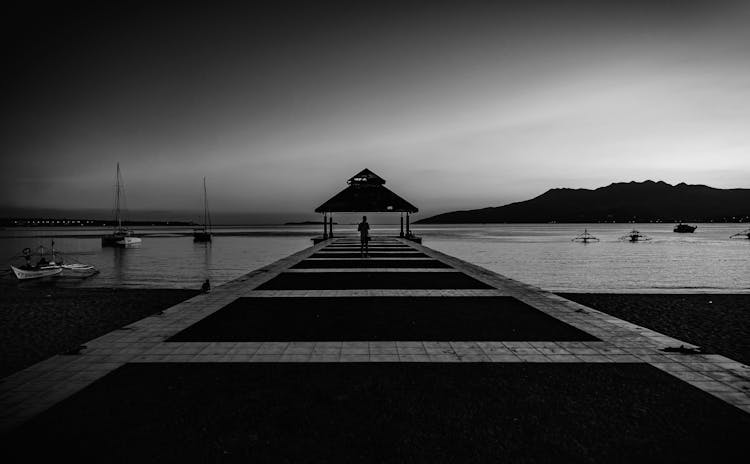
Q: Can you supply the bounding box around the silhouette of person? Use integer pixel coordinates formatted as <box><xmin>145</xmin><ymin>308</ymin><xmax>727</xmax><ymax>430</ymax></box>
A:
<box><xmin>201</xmin><ymin>279</ymin><xmax>211</xmax><ymax>293</ymax></box>
<box><xmin>358</xmin><ymin>216</ymin><xmax>370</xmax><ymax>257</ymax></box>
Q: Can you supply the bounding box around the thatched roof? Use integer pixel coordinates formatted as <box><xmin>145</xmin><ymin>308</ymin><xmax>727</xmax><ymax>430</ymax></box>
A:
<box><xmin>315</xmin><ymin>169</ymin><xmax>418</xmax><ymax>213</ymax></box>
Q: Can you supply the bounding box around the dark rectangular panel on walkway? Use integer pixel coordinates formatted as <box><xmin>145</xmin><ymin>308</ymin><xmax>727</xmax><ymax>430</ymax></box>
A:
<box><xmin>322</xmin><ymin>247</ymin><xmax>414</xmax><ymax>251</ymax></box>
<box><xmin>292</xmin><ymin>259</ymin><xmax>450</xmax><ymax>269</ymax></box>
<box><xmin>255</xmin><ymin>271</ymin><xmax>491</xmax><ymax>289</ymax></box>
<box><xmin>168</xmin><ymin>297</ymin><xmax>598</xmax><ymax>341</ymax></box>
<box><xmin>311</xmin><ymin>252</ymin><xmax>428</xmax><ymax>258</ymax></box>
<box><xmin>321</xmin><ymin>248</ymin><xmax>414</xmax><ymax>252</ymax></box>
<box><xmin>327</xmin><ymin>240</ymin><xmax>411</xmax><ymax>248</ymax></box>
<box><xmin>7</xmin><ymin>363</ymin><xmax>749</xmax><ymax>463</ymax></box>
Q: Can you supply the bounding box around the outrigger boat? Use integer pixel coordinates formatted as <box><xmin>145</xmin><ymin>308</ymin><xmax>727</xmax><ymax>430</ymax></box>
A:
<box><xmin>102</xmin><ymin>163</ymin><xmax>142</xmax><ymax>247</ymax></box>
<box><xmin>674</xmin><ymin>223</ymin><xmax>697</xmax><ymax>233</ymax></box>
<box><xmin>620</xmin><ymin>229</ymin><xmax>651</xmax><ymax>242</ymax></box>
<box><xmin>572</xmin><ymin>229</ymin><xmax>599</xmax><ymax>243</ymax></box>
<box><xmin>10</xmin><ymin>248</ymin><xmax>63</xmax><ymax>280</ymax></box>
<box><xmin>730</xmin><ymin>229</ymin><xmax>750</xmax><ymax>240</ymax></box>
<box><xmin>9</xmin><ymin>242</ymin><xmax>98</xmax><ymax>280</ymax></box>
<box><xmin>193</xmin><ymin>176</ymin><xmax>212</xmax><ymax>242</ymax></box>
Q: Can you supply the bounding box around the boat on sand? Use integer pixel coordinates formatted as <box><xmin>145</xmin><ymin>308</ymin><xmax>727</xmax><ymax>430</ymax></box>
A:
<box><xmin>9</xmin><ymin>243</ymin><xmax>98</xmax><ymax>280</ymax></box>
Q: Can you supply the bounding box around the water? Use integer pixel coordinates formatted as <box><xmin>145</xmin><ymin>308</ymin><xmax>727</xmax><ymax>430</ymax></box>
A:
<box><xmin>1</xmin><ymin>224</ymin><xmax>748</xmax><ymax>292</ymax></box>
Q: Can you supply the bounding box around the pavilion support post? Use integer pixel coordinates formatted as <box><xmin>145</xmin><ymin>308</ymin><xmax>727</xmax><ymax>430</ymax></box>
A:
<box><xmin>400</xmin><ymin>213</ymin><xmax>404</xmax><ymax>237</ymax></box>
<box><xmin>329</xmin><ymin>215</ymin><xmax>334</xmax><ymax>238</ymax></box>
<box><xmin>323</xmin><ymin>213</ymin><xmax>328</xmax><ymax>239</ymax></box>
<box><xmin>406</xmin><ymin>212</ymin><xmax>410</xmax><ymax>237</ymax></box>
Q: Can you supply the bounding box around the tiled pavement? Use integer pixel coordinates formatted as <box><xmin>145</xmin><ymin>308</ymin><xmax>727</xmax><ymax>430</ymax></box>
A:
<box><xmin>1</xmin><ymin>236</ymin><xmax>749</xmax><ymax>433</ymax></box>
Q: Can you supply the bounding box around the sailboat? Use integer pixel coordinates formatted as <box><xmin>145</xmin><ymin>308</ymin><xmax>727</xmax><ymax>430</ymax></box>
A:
<box><xmin>101</xmin><ymin>163</ymin><xmax>142</xmax><ymax>247</ymax></box>
<box><xmin>193</xmin><ymin>177</ymin><xmax>212</xmax><ymax>242</ymax></box>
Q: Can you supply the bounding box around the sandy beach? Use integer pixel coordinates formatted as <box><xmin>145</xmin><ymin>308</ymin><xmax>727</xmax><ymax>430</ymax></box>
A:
<box><xmin>560</xmin><ymin>293</ymin><xmax>750</xmax><ymax>366</ymax></box>
<box><xmin>0</xmin><ymin>286</ymin><xmax>199</xmax><ymax>378</ymax></box>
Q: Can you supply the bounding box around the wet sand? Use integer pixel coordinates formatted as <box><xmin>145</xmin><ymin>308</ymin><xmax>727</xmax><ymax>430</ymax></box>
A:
<box><xmin>0</xmin><ymin>286</ymin><xmax>199</xmax><ymax>378</ymax></box>
<box><xmin>560</xmin><ymin>293</ymin><xmax>750</xmax><ymax>365</ymax></box>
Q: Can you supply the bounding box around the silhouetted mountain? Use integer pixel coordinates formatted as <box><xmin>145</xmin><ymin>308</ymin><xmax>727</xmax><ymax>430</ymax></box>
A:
<box><xmin>416</xmin><ymin>181</ymin><xmax>750</xmax><ymax>223</ymax></box>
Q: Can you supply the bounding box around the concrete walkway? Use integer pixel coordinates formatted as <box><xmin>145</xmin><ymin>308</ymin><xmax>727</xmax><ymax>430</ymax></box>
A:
<box><xmin>1</xmin><ymin>236</ymin><xmax>749</xmax><ymax>434</ymax></box>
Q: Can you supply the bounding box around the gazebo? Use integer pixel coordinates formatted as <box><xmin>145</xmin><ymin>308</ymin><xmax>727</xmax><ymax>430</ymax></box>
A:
<box><xmin>314</xmin><ymin>169</ymin><xmax>419</xmax><ymax>241</ymax></box>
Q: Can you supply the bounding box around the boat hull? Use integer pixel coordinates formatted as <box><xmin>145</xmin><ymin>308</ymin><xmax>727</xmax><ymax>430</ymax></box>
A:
<box><xmin>11</xmin><ymin>265</ymin><xmax>63</xmax><ymax>280</ymax></box>
<box><xmin>61</xmin><ymin>264</ymin><xmax>99</xmax><ymax>276</ymax></box>
<box><xmin>102</xmin><ymin>234</ymin><xmax>142</xmax><ymax>247</ymax></box>
<box><xmin>674</xmin><ymin>224</ymin><xmax>697</xmax><ymax>233</ymax></box>
<box><xmin>193</xmin><ymin>232</ymin><xmax>212</xmax><ymax>242</ymax></box>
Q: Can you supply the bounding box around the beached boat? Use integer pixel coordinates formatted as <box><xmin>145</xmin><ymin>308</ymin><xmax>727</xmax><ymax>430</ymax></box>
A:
<box><xmin>60</xmin><ymin>263</ymin><xmax>99</xmax><ymax>276</ymax></box>
<box><xmin>10</xmin><ymin>245</ymin><xmax>62</xmax><ymax>280</ymax></box>
<box><xmin>620</xmin><ymin>229</ymin><xmax>651</xmax><ymax>242</ymax></box>
<box><xmin>102</xmin><ymin>163</ymin><xmax>142</xmax><ymax>247</ymax></box>
<box><xmin>10</xmin><ymin>262</ymin><xmax>63</xmax><ymax>280</ymax></box>
<box><xmin>674</xmin><ymin>223</ymin><xmax>697</xmax><ymax>233</ymax></box>
<box><xmin>571</xmin><ymin>229</ymin><xmax>599</xmax><ymax>243</ymax></box>
<box><xmin>9</xmin><ymin>243</ymin><xmax>96</xmax><ymax>280</ymax></box>
<box><xmin>193</xmin><ymin>177</ymin><xmax>212</xmax><ymax>242</ymax></box>
<box><xmin>730</xmin><ymin>228</ymin><xmax>750</xmax><ymax>240</ymax></box>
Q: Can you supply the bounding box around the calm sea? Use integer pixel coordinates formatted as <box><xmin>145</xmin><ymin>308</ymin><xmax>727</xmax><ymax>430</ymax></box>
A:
<box><xmin>1</xmin><ymin>224</ymin><xmax>748</xmax><ymax>293</ymax></box>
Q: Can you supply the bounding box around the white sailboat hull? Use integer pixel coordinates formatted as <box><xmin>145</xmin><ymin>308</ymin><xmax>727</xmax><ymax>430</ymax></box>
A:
<box><xmin>11</xmin><ymin>265</ymin><xmax>63</xmax><ymax>280</ymax></box>
<box><xmin>117</xmin><ymin>236</ymin><xmax>142</xmax><ymax>247</ymax></box>
<box><xmin>102</xmin><ymin>233</ymin><xmax>142</xmax><ymax>247</ymax></box>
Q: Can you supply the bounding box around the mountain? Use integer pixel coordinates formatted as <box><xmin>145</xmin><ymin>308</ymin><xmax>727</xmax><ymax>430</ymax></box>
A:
<box><xmin>416</xmin><ymin>181</ymin><xmax>750</xmax><ymax>224</ymax></box>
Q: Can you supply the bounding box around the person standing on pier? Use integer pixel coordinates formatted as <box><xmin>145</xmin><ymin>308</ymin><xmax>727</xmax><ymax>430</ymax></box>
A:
<box><xmin>358</xmin><ymin>216</ymin><xmax>370</xmax><ymax>257</ymax></box>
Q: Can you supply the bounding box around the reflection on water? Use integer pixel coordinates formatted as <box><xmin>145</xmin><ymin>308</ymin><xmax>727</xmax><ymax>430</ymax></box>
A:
<box><xmin>1</xmin><ymin>224</ymin><xmax>748</xmax><ymax>292</ymax></box>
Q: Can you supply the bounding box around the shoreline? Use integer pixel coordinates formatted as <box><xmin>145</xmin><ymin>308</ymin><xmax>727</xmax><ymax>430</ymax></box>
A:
<box><xmin>2</xmin><ymin>288</ymin><xmax>748</xmax><ymax>379</ymax></box>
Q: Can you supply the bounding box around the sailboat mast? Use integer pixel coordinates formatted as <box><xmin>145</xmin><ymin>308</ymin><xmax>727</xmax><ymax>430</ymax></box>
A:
<box><xmin>203</xmin><ymin>176</ymin><xmax>211</xmax><ymax>232</ymax></box>
<box><xmin>115</xmin><ymin>163</ymin><xmax>122</xmax><ymax>230</ymax></box>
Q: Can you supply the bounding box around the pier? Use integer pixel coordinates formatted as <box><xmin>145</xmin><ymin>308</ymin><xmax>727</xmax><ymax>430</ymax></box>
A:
<box><xmin>2</xmin><ymin>235</ymin><xmax>749</xmax><ymax>461</ymax></box>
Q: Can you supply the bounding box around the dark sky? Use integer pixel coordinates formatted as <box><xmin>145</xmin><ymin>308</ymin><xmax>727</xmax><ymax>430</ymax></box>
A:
<box><xmin>2</xmin><ymin>1</ymin><xmax>749</xmax><ymax>220</ymax></box>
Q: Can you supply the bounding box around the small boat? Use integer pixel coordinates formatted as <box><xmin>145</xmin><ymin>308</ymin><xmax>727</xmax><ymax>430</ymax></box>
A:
<box><xmin>10</xmin><ymin>243</ymin><xmax>98</xmax><ymax>280</ymax></box>
<box><xmin>193</xmin><ymin>176</ymin><xmax>212</xmax><ymax>242</ymax></box>
<box><xmin>620</xmin><ymin>229</ymin><xmax>651</xmax><ymax>242</ymax></box>
<box><xmin>674</xmin><ymin>223</ymin><xmax>697</xmax><ymax>233</ymax></box>
<box><xmin>102</xmin><ymin>163</ymin><xmax>142</xmax><ymax>247</ymax></box>
<box><xmin>10</xmin><ymin>264</ymin><xmax>62</xmax><ymax>280</ymax></box>
<box><xmin>730</xmin><ymin>228</ymin><xmax>750</xmax><ymax>240</ymax></box>
<box><xmin>11</xmin><ymin>245</ymin><xmax>62</xmax><ymax>280</ymax></box>
<box><xmin>60</xmin><ymin>263</ymin><xmax>99</xmax><ymax>276</ymax></box>
<box><xmin>572</xmin><ymin>229</ymin><xmax>599</xmax><ymax>243</ymax></box>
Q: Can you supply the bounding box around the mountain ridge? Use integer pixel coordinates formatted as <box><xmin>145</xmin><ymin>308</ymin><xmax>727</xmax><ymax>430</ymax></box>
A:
<box><xmin>416</xmin><ymin>181</ymin><xmax>750</xmax><ymax>224</ymax></box>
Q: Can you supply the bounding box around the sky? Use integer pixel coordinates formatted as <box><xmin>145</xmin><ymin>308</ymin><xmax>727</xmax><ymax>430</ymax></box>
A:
<box><xmin>2</xmin><ymin>1</ymin><xmax>750</xmax><ymax>222</ymax></box>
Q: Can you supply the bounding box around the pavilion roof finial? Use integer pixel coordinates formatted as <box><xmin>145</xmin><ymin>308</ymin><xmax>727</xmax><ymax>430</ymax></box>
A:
<box><xmin>347</xmin><ymin>168</ymin><xmax>385</xmax><ymax>186</ymax></box>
